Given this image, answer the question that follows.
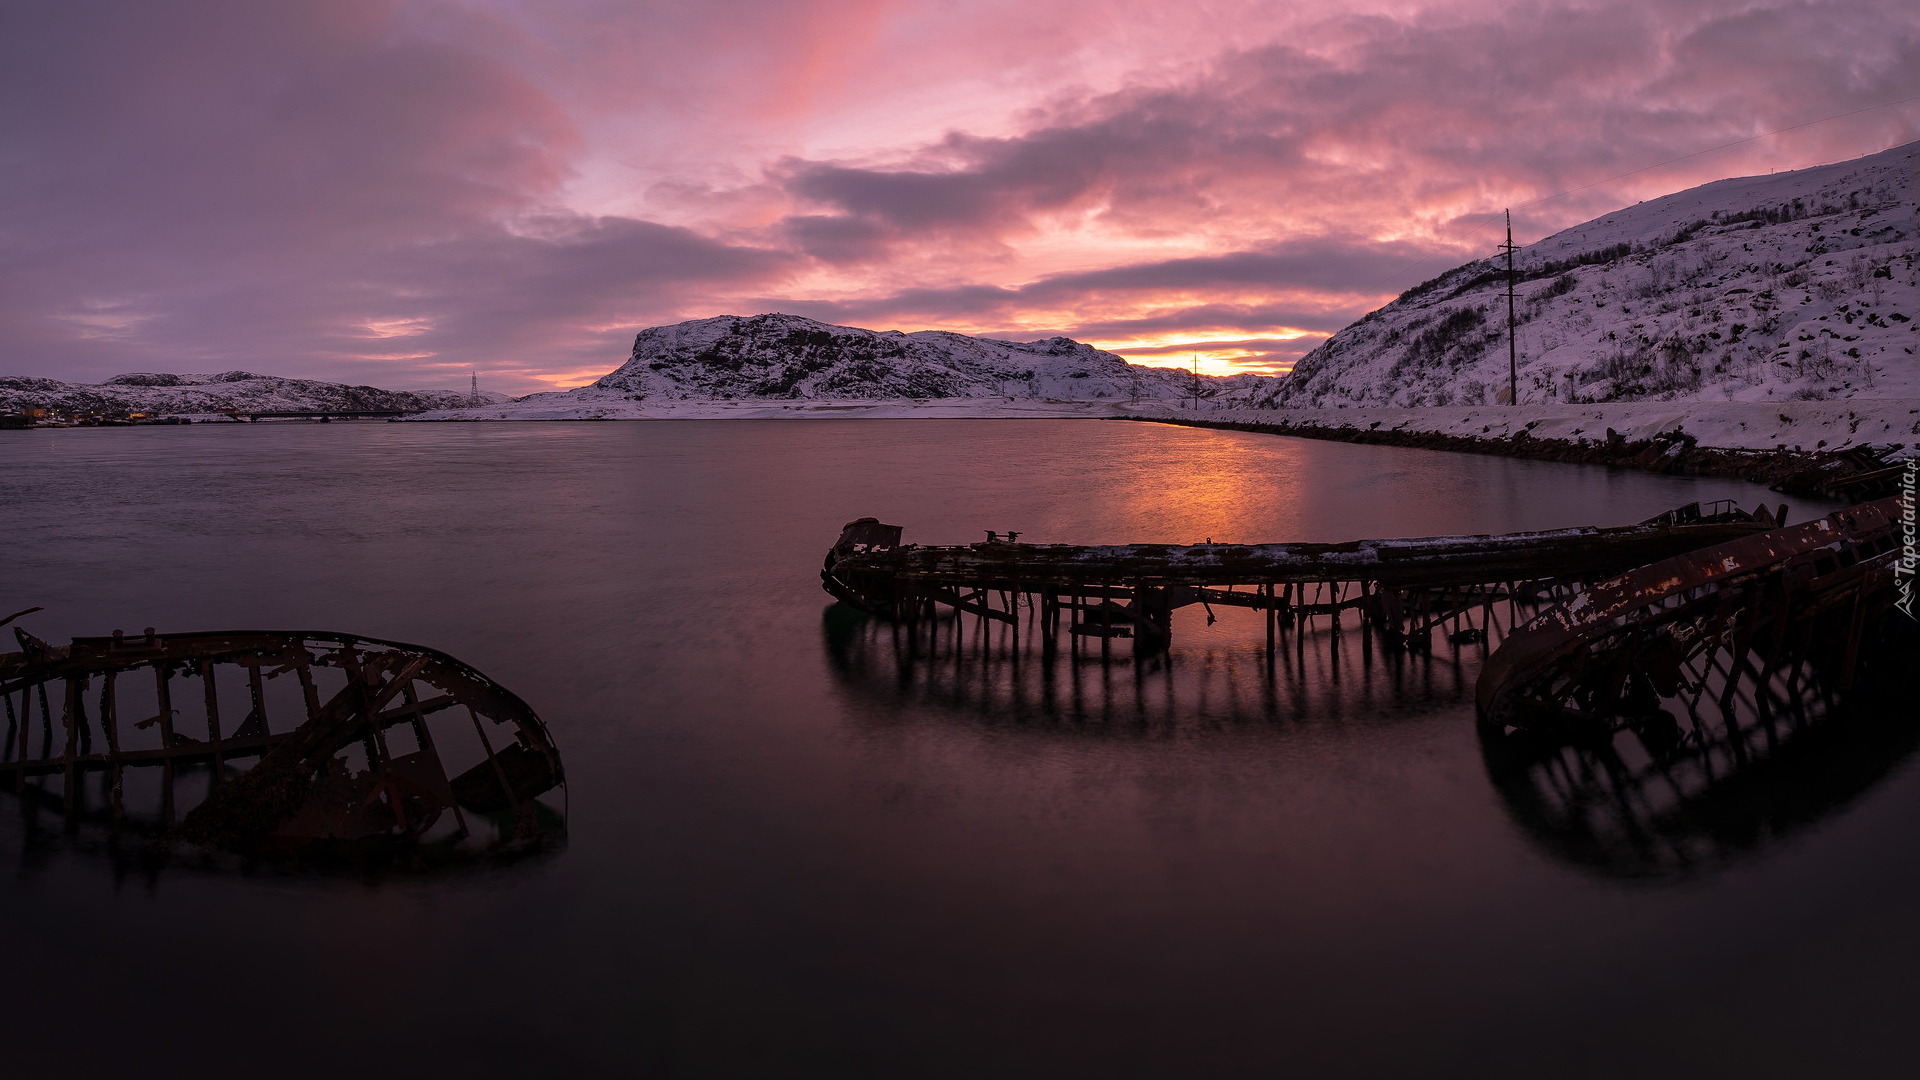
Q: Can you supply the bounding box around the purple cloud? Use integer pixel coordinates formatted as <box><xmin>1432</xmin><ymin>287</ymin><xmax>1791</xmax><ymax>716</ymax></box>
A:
<box><xmin>2</xmin><ymin>0</ymin><xmax>1914</xmax><ymax>390</ymax></box>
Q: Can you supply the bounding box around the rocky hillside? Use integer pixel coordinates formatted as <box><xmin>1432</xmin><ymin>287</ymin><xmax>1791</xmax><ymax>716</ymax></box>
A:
<box><xmin>537</xmin><ymin>313</ymin><xmax>1268</xmax><ymax>405</ymax></box>
<box><xmin>1260</xmin><ymin>140</ymin><xmax>1918</xmax><ymax>408</ymax></box>
<box><xmin>0</xmin><ymin>371</ymin><xmax>497</xmax><ymax>418</ymax></box>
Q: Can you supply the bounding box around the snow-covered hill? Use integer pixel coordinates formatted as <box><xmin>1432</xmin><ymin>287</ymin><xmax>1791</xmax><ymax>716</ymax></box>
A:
<box><xmin>0</xmin><ymin>371</ymin><xmax>497</xmax><ymax>418</ymax></box>
<box><xmin>495</xmin><ymin>314</ymin><xmax>1269</xmax><ymax>412</ymax></box>
<box><xmin>1261</xmin><ymin>140</ymin><xmax>1919</xmax><ymax>408</ymax></box>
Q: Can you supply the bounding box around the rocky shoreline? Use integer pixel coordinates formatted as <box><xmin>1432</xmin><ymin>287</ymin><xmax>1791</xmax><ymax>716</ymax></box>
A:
<box><xmin>1128</xmin><ymin>402</ymin><xmax>1916</xmax><ymax>494</ymax></box>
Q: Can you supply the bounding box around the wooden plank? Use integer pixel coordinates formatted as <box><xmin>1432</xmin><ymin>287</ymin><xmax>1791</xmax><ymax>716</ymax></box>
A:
<box><xmin>929</xmin><ymin>588</ymin><xmax>1016</xmax><ymax>624</ymax></box>
<box><xmin>246</xmin><ymin>660</ymin><xmax>270</xmax><ymax>737</ymax></box>
<box><xmin>103</xmin><ymin>667</ymin><xmax>122</xmax><ymax>823</ymax></box>
<box><xmin>0</xmin><ymin>734</ymin><xmax>289</xmax><ymax>776</ymax></box>
<box><xmin>202</xmin><ymin>662</ymin><xmax>223</xmax><ymax>783</ymax></box>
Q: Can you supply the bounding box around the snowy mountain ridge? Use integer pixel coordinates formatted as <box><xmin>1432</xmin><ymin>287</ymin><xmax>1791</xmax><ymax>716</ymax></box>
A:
<box><xmin>510</xmin><ymin>313</ymin><xmax>1269</xmax><ymax>408</ymax></box>
<box><xmin>1260</xmin><ymin>140</ymin><xmax>1919</xmax><ymax>409</ymax></box>
<box><xmin>0</xmin><ymin>371</ymin><xmax>499</xmax><ymax>417</ymax></box>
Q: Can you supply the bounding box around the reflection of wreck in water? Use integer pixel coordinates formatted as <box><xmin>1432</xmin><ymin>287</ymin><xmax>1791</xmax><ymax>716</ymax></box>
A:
<box><xmin>1474</xmin><ymin>496</ymin><xmax>1911</xmax><ymax>877</ymax></box>
<box><xmin>820</xmin><ymin>495</ymin><xmax>1915</xmax><ymax>874</ymax></box>
<box><xmin>819</xmin><ymin>502</ymin><xmax>1783</xmax><ymax>728</ymax></box>
<box><xmin>1479</xmin><ymin>625</ymin><xmax>1916</xmax><ymax>879</ymax></box>
<box><xmin>823</xmin><ymin>599</ymin><xmax>1481</xmax><ymax>730</ymax></box>
<box><xmin>1</xmin><ymin>624</ymin><xmax>565</xmax><ymax>868</ymax></box>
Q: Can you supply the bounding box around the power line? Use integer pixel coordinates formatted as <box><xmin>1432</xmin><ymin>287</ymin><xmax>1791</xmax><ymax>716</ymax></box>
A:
<box><xmin>1500</xmin><ymin>209</ymin><xmax>1518</xmax><ymax>407</ymax></box>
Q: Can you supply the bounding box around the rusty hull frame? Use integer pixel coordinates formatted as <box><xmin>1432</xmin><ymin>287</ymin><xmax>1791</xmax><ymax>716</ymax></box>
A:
<box><xmin>1</xmin><ymin>629</ymin><xmax>565</xmax><ymax>854</ymax></box>
<box><xmin>1476</xmin><ymin>496</ymin><xmax>1903</xmax><ymax>735</ymax></box>
<box><xmin>821</xmin><ymin>503</ymin><xmax>1779</xmax><ymax>656</ymax></box>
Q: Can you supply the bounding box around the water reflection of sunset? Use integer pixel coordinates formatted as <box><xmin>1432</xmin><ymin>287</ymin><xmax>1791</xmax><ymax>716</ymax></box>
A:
<box><xmin>1089</xmin><ymin>435</ymin><xmax>1314</xmax><ymax>544</ymax></box>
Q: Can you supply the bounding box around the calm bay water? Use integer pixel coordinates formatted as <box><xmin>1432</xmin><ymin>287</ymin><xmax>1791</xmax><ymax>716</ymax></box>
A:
<box><xmin>1</xmin><ymin>419</ymin><xmax>1913</xmax><ymax>1077</ymax></box>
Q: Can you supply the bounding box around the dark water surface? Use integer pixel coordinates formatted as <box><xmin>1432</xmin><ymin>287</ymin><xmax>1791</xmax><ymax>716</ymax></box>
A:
<box><xmin>1</xmin><ymin>420</ymin><xmax>1913</xmax><ymax>1077</ymax></box>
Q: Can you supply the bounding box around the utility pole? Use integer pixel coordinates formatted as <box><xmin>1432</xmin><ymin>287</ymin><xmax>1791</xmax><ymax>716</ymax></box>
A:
<box><xmin>1501</xmin><ymin>209</ymin><xmax>1519</xmax><ymax>406</ymax></box>
<box><xmin>1191</xmin><ymin>352</ymin><xmax>1201</xmax><ymax>412</ymax></box>
<box><xmin>470</xmin><ymin>370</ymin><xmax>480</xmax><ymax>406</ymax></box>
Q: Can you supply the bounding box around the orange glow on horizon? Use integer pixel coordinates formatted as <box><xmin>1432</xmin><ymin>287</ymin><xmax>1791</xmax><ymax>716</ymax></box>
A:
<box><xmin>1094</xmin><ymin>326</ymin><xmax>1325</xmax><ymax>377</ymax></box>
<box><xmin>527</xmin><ymin>366</ymin><xmax>617</xmax><ymax>390</ymax></box>
<box><xmin>1091</xmin><ymin>328</ymin><xmax>1320</xmax><ymax>352</ymax></box>
<box><xmin>1112</xmin><ymin>348</ymin><xmax>1296</xmax><ymax>378</ymax></box>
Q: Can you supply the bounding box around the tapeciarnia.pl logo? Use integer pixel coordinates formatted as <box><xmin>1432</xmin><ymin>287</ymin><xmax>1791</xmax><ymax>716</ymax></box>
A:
<box><xmin>1898</xmin><ymin>457</ymin><xmax>1917</xmax><ymax>621</ymax></box>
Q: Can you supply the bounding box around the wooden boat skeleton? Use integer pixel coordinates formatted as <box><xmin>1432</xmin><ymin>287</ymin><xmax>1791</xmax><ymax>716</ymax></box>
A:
<box><xmin>1476</xmin><ymin>496</ymin><xmax>1905</xmax><ymax>736</ymax></box>
<box><xmin>1</xmin><ymin>627</ymin><xmax>564</xmax><ymax>853</ymax></box>
<box><xmin>822</xmin><ymin>501</ymin><xmax>1782</xmax><ymax>655</ymax></box>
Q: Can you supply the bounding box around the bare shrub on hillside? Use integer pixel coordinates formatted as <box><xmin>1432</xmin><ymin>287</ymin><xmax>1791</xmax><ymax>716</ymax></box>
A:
<box><xmin>1798</xmin><ymin>341</ymin><xmax>1837</xmax><ymax>381</ymax></box>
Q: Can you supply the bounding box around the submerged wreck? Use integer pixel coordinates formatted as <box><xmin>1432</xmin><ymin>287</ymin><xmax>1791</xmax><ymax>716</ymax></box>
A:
<box><xmin>0</xmin><ymin>625</ymin><xmax>564</xmax><ymax>856</ymax></box>
<box><xmin>1481</xmin><ymin>616</ymin><xmax>1917</xmax><ymax>879</ymax></box>
<box><xmin>1477</xmin><ymin>495</ymin><xmax>1906</xmax><ymax>738</ymax></box>
<box><xmin>822</xmin><ymin>501</ymin><xmax>1781</xmax><ymax>656</ymax></box>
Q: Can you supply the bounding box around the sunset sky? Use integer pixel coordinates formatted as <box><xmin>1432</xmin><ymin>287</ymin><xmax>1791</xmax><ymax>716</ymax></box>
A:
<box><xmin>4</xmin><ymin>0</ymin><xmax>1917</xmax><ymax>393</ymax></box>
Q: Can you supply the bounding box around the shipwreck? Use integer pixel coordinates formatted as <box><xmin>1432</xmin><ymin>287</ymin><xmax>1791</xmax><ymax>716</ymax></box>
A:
<box><xmin>1480</xmin><ymin>618</ymin><xmax>1916</xmax><ymax>879</ymax></box>
<box><xmin>1</xmin><ymin>622</ymin><xmax>565</xmax><ymax>857</ymax></box>
<box><xmin>821</xmin><ymin>501</ymin><xmax>1783</xmax><ymax>659</ymax></box>
<box><xmin>1476</xmin><ymin>495</ymin><xmax>1906</xmax><ymax>737</ymax></box>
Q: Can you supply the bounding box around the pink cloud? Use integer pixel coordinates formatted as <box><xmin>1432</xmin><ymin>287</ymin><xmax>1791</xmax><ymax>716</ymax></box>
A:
<box><xmin>3</xmin><ymin>0</ymin><xmax>1915</xmax><ymax>391</ymax></box>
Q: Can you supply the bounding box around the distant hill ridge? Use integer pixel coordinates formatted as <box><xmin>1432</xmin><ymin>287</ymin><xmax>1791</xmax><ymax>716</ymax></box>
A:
<box><xmin>0</xmin><ymin>371</ymin><xmax>494</xmax><ymax>417</ymax></box>
<box><xmin>1259</xmin><ymin>140</ymin><xmax>1919</xmax><ymax>408</ymax></box>
<box><xmin>530</xmin><ymin>313</ymin><xmax>1270</xmax><ymax>405</ymax></box>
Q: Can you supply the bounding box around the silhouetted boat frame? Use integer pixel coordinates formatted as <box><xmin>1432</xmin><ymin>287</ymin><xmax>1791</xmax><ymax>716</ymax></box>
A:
<box><xmin>1</xmin><ymin>626</ymin><xmax>564</xmax><ymax>855</ymax></box>
<box><xmin>823</xmin><ymin>501</ymin><xmax>1780</xmax><ymax>658</ymax></box>
<box><xmin>1476</xmin><ymin>496</ymin><xmax>1904</xmax><ymax>738</ymax></box>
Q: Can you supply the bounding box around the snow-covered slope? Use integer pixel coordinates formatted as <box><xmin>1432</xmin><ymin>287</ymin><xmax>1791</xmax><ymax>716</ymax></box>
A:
<box><xmin>1261</xmin><ymin>140</ymin><xmax>1919</xmax><ymax>408</ymax></box>
<box><xmin>499</xmin><ymin>313</ymin><xmax>1269</xmax><ymax>410</ymax></box>
<box><xmin>0</xmin><ymin>371</ymin><xmax>497</xmax><ymax>418</ymax></box>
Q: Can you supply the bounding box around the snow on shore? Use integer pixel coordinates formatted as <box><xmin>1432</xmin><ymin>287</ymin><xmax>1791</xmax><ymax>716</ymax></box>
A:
<box><xmin>1137</xmin><ymin>398</ymin><xmax>1920</xmax><ymax>454</ymax></box>
<box><xmin>413</xmin><ymin>393</ymin><xmax>1918</xmax><ymax>456</ymax></box>
<box><xmin>411</xmin><ymin>396</ymin><xmax>1151</xmax><ymax>422</ymax></box>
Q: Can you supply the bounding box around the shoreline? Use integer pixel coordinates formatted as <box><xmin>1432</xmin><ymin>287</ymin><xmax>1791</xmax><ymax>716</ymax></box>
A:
<box><xmin>13</xmin><ymin>395</ymin><xmax>1915</xmax><ymax>493</ymax></box>
<box><xmin>1126</xmin><ymin>413</ymin><xmax>1827</xmax><ymax>486</ymax></box>
<box><xmin>1123</xmin><ymin>399</ymin><xmax>1920</xmax><ymax>489</ymax></box>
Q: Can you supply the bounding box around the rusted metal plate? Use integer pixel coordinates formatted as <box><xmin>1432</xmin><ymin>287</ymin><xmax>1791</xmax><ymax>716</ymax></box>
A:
<box><xmin>831</xmin><ymin>517</ymin><xmax>904</xmax><ymax>558</ymax></box>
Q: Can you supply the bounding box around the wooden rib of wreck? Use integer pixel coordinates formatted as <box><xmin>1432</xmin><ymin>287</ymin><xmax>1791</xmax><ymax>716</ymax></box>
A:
<box><xmin>1476</xmin><ymin>495</ymin><xmax>1905</xmax><ymax>739</ymax></box>
<box><xmin>0</xmin><ymin>627</ymin><xmax>564</xmax><ymax>854</ymax></box>
<box><xmin>822</xmin><ymin>501</ymin><xmax>1782</xmax><ymax>656</ymax></box>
